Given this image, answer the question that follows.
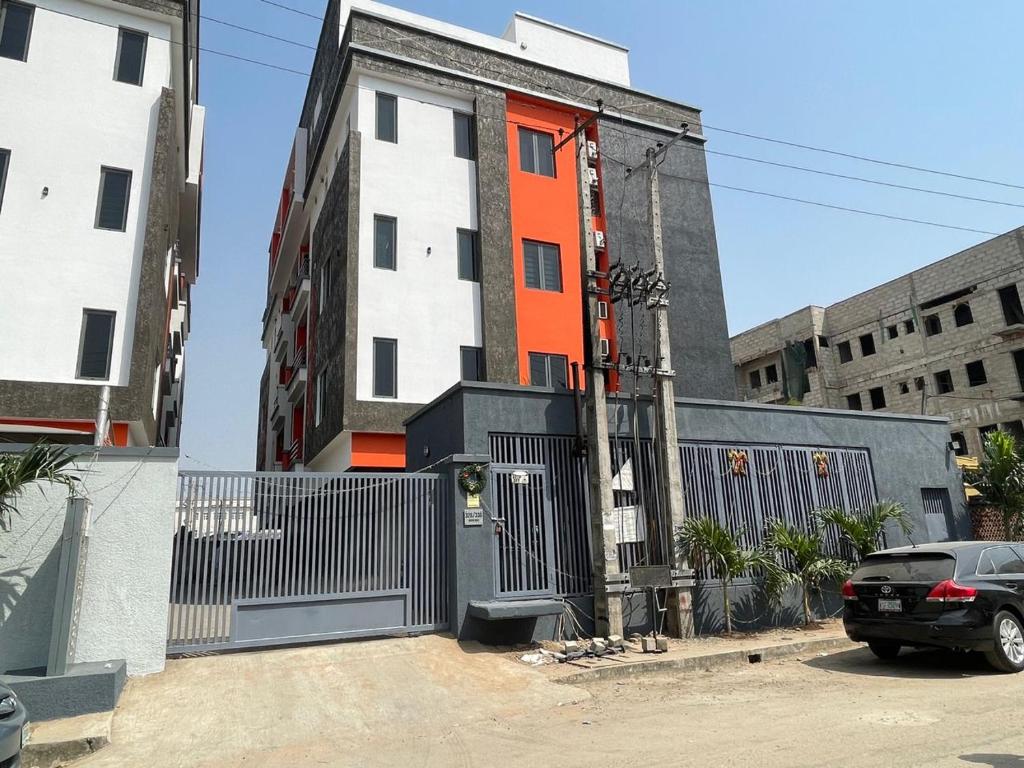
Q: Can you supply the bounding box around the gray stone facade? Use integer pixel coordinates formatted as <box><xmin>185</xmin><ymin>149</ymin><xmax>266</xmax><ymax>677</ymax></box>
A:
<box><xmin>731</xmin><ymin>228</ymin><xmax>1024</xmax><ymax>456</ymax></box>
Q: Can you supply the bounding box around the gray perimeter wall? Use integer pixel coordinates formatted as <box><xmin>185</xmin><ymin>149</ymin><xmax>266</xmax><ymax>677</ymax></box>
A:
<box><xmin>0</xmin><ymin>448</ymin><xmax>178</xmax><ymax>675</ymax></box>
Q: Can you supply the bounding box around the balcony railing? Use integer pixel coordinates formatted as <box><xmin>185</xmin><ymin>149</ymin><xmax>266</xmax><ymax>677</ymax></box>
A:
<box><xmin>289</xmin><ymin>439</ymin><xmax>303</xmax><ymax>466</ymax></box>
<box><xmin>294</xmin><ymin>344</ymin><xmax>307</xmax><ymax>370</ymax></box>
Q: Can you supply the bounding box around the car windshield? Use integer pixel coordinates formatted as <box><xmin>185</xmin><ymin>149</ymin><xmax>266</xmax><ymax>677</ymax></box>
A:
<box><xmin>852</xmin><ymin>554</ymin><xmax>955</xmax><ymax>583</ymax></box>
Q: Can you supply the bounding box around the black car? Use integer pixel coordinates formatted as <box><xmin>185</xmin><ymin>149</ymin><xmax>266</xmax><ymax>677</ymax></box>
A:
<box><xmin>843</xmin><ymin>541</ymin><xmax>1024</xmax><ymax>672</ymax></box>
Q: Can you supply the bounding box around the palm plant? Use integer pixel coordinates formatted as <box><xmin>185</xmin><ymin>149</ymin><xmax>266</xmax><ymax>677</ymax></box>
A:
<box><xmin>676</xmin><ymin>517</ymin><xmax>774</xmax><ymax>635</ymax></box>
<box><xmin>0</xmin><ymin>441</ymin><xmax>80</xmax><ymax>531</ymax></box>
<box><xmin>816</xmin><ymin>501</ymin><xmax>912</xmax><ymax>560</ymax></box>
<box><xmin>966</xmin><ymin>430</ymin><xmax>1024</xmax><ymax>539</ymax></box>
<box><xmin>763</xmin><ymin>519</ymin><xmax>851</xmax><ymax>626</ymax></box>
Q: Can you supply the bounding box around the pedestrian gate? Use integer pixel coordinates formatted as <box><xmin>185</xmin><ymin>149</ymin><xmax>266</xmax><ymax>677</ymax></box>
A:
<box><xmin>168</xmin><ymin>471</ymin><xmax>448</xmax><ymax>654</ymax></box>
<box><xmin>491</xmin><ymin>465</ymin><xmax>557</xmax><ymax>598</ymax></box>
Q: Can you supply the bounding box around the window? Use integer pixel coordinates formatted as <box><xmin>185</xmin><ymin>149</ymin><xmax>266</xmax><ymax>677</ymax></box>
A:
<box><xmin>802</xmin><ymin>338</ymin><xmax>817</xmax><ymax>368</ymax></box>
<box><xmin>457</xmin><ymin>229</ymin><xmax>480</xmax><ymax>282</ymax></box>
<box><xmin>817</xmin><ymin>335</ymin><xmax>829</xmax><ymax>348</ymax></box>
<box><xmin>869</xmin><ymin>386</ymin><xmax>886</xmax><ymax>409</ymax></box>
<box><xmin>598</xmin><ymin>301</ymin><xmax>609</xmax><ymax>320</ymax></box>
<box><xmin>372</xmin><ymin>338</ymin><xmax>397</xmax><ymax>398</ymax></box>
<box><xmin>837</xmin><ymin>340</ymin><xmax>853</xmax><ymax>364</ymax></box>
<box><xmin>1013</xmin><ymin>349</ymin><xmax>1024</xmax><ymax>391</ymax></box>
<box><xmin>999</xmin><ymin>284</ymin><xmax>1024</xmax><ymax>326</ymax></box>
<box><xmin>924</xmin><ymin>314</ymin><xmax>942</xmax><ymax>336</ymax></box>
<box><xmin>953</xmin><ymin>303</ymin><xmax>974</xmax><ymax>327</ymax></box>
<box><xmin>886</xmin><ymin>325</ymin><xmax>898</xmax><ymax>340</ymax></box>
<box><xmin>950</xmin><ymin>432</ymin><xmax>968</xmax><ymax>456</ymax></box>
<box><xmin>749</xmin><ymin>370</ymin><xmax>762</xmax><ymax>389</ymax></box>
<box><xmin>0</xmin><ymin>148</ymin><xmax>8</xmax><ymax>213</ymax></box>
<box><xmin>373</xmin><ymin>215</ymin><xmax>396</xmax><ymax>270</ymax></box>
<box><xmin>966</xmin><ymin>360</ymin><xmax>987</xmax><ymax>387</ymax></box>
<box><xmin>95</xmin><ymin>167</ymin><xmax>132</xmax><ymax>231</ymax></box>
<box><xmin>314</xmin><ymin>371</ymin><xmax>325</xmax><ymax>426</ymax></box>
<box><xmin>523</xmin><ymin>240</ymin><xmax>561</xmax><ymax>292</ymax></box>
<box><xmin>518</xmin><ymin>127</ymin><xmax>555</xmax><ymax>177</ymax></box>
<box><xmin>528</xmin><ymin>352</ymin><xmax>568</xmax><ymax>389</ymax></box>
<box><xmin>114</xmin><ymin>28</ymin><xmax>147</xmax><ymax>85</ymax></box>
<box><xmin>453</xmin><ymin>112</ymin><xmax>475</xmax><ymax>160</ymax></box>
<box><xmin>978</xmin><ymin>546</ymin><xmax>1024</xmax><ymax>576</ymax></box>
<box><xmin>980</xmin><ymin>424</ymin><xmax>1000</xmax><ymax>445</ymax></box>
<box><xmin>765</xmin><ymin>364</ymin><xmax>778</xmax><ymax>384</ymax></box>
<box><xmin>77</xmin><ymin>310</ymin><xmax>116</xmax><ymax>380</ymax></box>
<box><xmin>914</xmin><ymin>376</ymin><xmax>925</xmax><ymax>391</ymax></box>
<box><xmin>904</xmin><ymin>319</ymin><xmax>916</xmax><ymax>334</ymax></box>
<box><xmin>898</xmin><ymin>381</ymin><xmax>910</xmax><ymax>395</ymax></box>
<box><xmin>375</xmin><ymin>92</ymin><xmax>397</xmax><ymax>143</ymax></box>
<box><xmin>460</xmin><ymin>346</ymin><xmax>484</xmax><ymax>381</ymax></box>
<box><xmin>0</xmin><ymin>1</ymin><xmax>33</xmax><ymax>61</ymax></box>
<box><xmin>318</xmin><ymin>256</ymin><xmax>332</xmax><ymax>314</ymax></box>
<box><xmin>846</xmin><ymin>393</ymin><xmax>862</xmax><ymax>411</ymax></box>
<box><xmin>934</xmin><ymin>369</ymin><xmax>954</xmax><ymax>394</ymax></box>
<box><xmin>859</xmin><ymin>333</ymin><xmax>876</xmax><ymax>356</ymax></box>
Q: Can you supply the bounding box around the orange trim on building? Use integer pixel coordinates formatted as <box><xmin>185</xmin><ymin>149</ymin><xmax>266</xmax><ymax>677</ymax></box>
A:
<box><xmin>506</xmin><ymin>94</ymin><xmax>586</xmax><ymax>387</ymax></box>
<box><xmin>0</xmin><ymin>418</ymin><xmax>130</xmax><ymax>446</ymax></box>
<box><xmin>351</xmin><ymin>432</ymin><xmax>406</xmax><ymax>469</ymax></box>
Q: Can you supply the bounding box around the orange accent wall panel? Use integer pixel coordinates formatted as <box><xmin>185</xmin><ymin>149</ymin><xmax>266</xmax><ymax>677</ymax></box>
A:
<box><xmin>0</xmin><ymin>418</ymin><xmax>130</xmax><ymax>446</ymax></box>
<box><xmin>351</xmin><ymin>432</ymin><xmax>406</xmax><ymax>469</ymax></box>
<box><xmin>506</xmin><ymin>94</ymin><xmax>586</xmax><ymax>386</ymax></box>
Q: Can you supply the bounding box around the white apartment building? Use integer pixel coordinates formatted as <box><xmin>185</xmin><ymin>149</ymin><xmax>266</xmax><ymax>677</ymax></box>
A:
<box><xmin>0</xmin><ymin>0</ymin><xmax>203</xmax><ymax>446</ymax></box>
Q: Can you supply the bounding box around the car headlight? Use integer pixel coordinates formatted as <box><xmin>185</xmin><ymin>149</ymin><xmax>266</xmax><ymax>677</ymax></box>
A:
<box><xmin>0</xmin><ymin>695</ymin><xmax>16</xmax><ymax>717</ymax></box>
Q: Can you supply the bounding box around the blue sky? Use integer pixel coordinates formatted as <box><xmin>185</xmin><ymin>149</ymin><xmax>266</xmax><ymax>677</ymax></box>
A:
<box><xmin>181</xmin><ymin>0</ymin><xmax>1024</xmax><ymax>470</ymax></box>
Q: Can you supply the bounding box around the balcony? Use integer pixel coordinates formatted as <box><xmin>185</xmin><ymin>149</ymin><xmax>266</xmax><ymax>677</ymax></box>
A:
<box><xmin>273</xmin><ymin>313</ymin><xmax>294</xmax><ymax>363</ymax></box>
<box><xmin>270</xmin><ymin>384</ymin><xmax>287</xmax><ymax>428</ymax></box>
<box><xmin>291</xmin><ymin>252</ymin><xmax>312</xmax><ymax>319</ymax></box>
<box><xmin>286</xmin><ymin>349</ymin><xmax>307</xmax><ymax>403</ymax></box>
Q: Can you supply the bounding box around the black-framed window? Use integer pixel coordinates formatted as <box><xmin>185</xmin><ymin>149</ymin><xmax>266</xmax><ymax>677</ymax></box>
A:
<box><xmin>869</xmin><ymin>386</ymin><xmax>886</xmax><ymax>409</ymax></box>
<box><xmin>460</xmin><ymin>345</ymin><xmax>484</xmax><ymax>381</ymax></box>
<box><xmin>817</xmin><ymin>335</ymin><xmax>829</xmax><ymax>348</ymax></box>
<box><xmin>749</xmin><ymin>370</ymin><xmax>762</xmax><ymax>389</ymax></box>
<box><xmin>114</xmin><ymin>27</ymin><xmax>147</xmax><ymax>85</ymax></box>
<box><xmin>886</xmin><ymin>325</ymin><xmax>898</xmax><ymax>340</ymax></box>
<box><xmin>372</xmin><ymin>337</ymin><xmax>397</xmax><ymax>398</ymax></box>
<box><xmin>457</xmin><ymin>229</ymin><xmax>480</xmax><ymax>282</ymax></box>
<box><xmin>954</xmin><ymin>303</ymin><xmax>974</xmax><ymax>327</ymax></box>
<box><xmin>846</xmin><ymin>393</ymin><xmax>862</xmax><ymax>411</ymax></box>
<box><xmin>837</xmin><ymin>340</ymin><xmax>853</xmax><ymax>364</ymax></box>
<box><xmin>453</xmin><ymin>112</ymin><xmax>475</xmax><ymax>160</ymax></box>
<box><xmin>765</xmin><ymin>364</ymin><xmax>778</xmax><ymax>384</ymax></box>
<box><xmin>0</xmin><ymin>148</ymin><xmax>9</xmax><ymax>213</ymax></box>
<box><xmin>77</xmin><ymin>310</ymin><xmax>116</xmax><ymax>380</ymax></box>
<box><xmin>373</xmin><ymin>215</ymin><xmax>396</xmax><ymax>270</ymax></box>
<box><xmin>0</xmin><ymin>1</ymin><xmax>34</xmax><ymax>62</ymax></box>
<box><xmin>523</xmin><ymin>240</ymin><xmax>561</xmax><ymax>292</ymax></box>
<box><xmin>95</xmin><ymin>167</ymin><xmax>132</xmax><ymax>231</ymax></box>
<box><xmin>935</xmin><ymin>369</ymin><xmax>954</xmax><ymax>394</ymax></box>
<box><xmin>904</xmin><ymin>319</ymin><xmax>916</xmax><ymax>334</ymax></box>
<box><xmin>802</xmin><ymin>338</ymin><xmax>817</xmax><ymax>368</ymax></box>
<box><xmin>966</xmin><ymin>359</ymin><xmax>987</xmax><ymax>387</ymax></box>
<box><xmin>859</xmin><ymin>333</ymin><xmax>876</xmax><ymax>356</ymax></box>
<box><xmin>518</xmin><ymin>127</ymin><xmax>555</xmax><ymax>177</ymax></box>
<box><xmin>950</xmin><ymin>431</ymin><xmax>968</xmax><ymax>456</ymax></box>
<box><xmin>318</xmin><ymin>255</ymin><xmax>332</xmax><ymax>314</ymax></box>
<box><xmin>528</xmin><ymin>352</ymin><xmax>568</xmax><ymax>389</ymax></box>
<box><xmin>898</xmin><ymin>381</ymin><xmax>910</xmax><ymax>394</ymax></box>
<box><xmin>314</xmin><ymin>370</ymin><xmax>325</xmax><ymax>426</ymax></box>
<box><xmin>999</xmin><ymin>284</ymin><xmax>1024</xmax><ymax>326</ymax></box>
<box><xmin>375</xmin><ymin>92</ymin><xmax>397</xmax><ymax>143</ymax></box>
<box><xmin>914</xmin><ymin>376</ymin><xmax>925</xmax><ymax>391</ymax></box>
<box><xmin>924</xmin><ymin>313</ymin><xmax>942</xmax><ymax>336</ymax></box>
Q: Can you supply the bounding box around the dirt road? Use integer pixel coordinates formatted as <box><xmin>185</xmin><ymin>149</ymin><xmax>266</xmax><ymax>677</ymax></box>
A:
<box><xmin>79</xmin><ymin>636</ymin><xmax>1024</xmax><ymax>768</ymax></box>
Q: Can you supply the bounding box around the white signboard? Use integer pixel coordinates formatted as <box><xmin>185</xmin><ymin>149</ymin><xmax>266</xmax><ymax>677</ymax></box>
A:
<box><xmin>464</xmin><ymin>509</ymin><xmax>484</xmax><ymax>527</ymax></box>
<box><xmin>602</xmin><ymin>505</ymin><xmax>646</xmax><ymax>544</ymax></box>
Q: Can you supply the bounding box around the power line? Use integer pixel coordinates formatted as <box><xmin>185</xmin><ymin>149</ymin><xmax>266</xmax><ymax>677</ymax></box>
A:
<box><xmin>255</xmin><ymin>0</ymin><xmax>324</xmax><ymax>21</ymax></box>
<box><xmin>200</xmin><ymin>13</ymin><xmax>316</xmax><ymax>50</ymax></box>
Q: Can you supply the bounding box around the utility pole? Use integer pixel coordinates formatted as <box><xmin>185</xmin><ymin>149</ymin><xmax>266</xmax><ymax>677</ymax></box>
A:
<box><xmin>630</xmin><ymin>127</ymin><xmax>695</xmax><ymax>637</ymax></box>
<box><xmin>556</xmin><ymin>108</ymin><xmax>624</xmax><ymax>637</ymax></box>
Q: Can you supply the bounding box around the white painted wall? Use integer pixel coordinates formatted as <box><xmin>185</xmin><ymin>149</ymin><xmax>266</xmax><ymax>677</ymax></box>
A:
<box><xmin>0</xmin><ymin>0</ymin><xmax>173</xmax><ymax>385</ymax></box>
<box><xmin>0</xmin><ymin>449</ymin><xmax>178</xmax><ymax>676</ymax></box>
<box><xmin>353</xmin><ymin>72</ymin><xmax>481</xmax><ymax>405</ymax></box>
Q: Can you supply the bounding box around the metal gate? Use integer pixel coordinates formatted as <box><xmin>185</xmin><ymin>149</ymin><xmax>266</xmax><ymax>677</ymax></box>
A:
<box><xmin>168</xmin><ymin>471</ymin><xmax>448</xmax><ymax>654</ymax></box>
<box><xmin>491</xmin><ymin>465</ymin><xmax>556</xmax><ymax>598</ymax></box>
<box><xmin>922</xmin><ymin>487</ymin><xmax>955</xmax><ymax>542</ymax></box>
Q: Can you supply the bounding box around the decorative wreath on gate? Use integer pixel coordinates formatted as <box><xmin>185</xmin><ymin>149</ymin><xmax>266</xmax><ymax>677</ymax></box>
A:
<box><xmin>727</xmin><ymin>449</ymin><xmax>749</xmax><ymax>477</ymax></box>
<box><xmin>458</xmin><ymin>463</ymin><xmax>488</xmax><ymax>494</ymax></box>
<box><xmin>812</xmin><ymin>451</ymin><xmax>830</xmax><ymax>478</ymax></box>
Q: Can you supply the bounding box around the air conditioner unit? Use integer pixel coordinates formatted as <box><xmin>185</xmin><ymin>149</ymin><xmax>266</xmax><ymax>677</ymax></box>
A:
<box><xmin>598</xmin><ymin>300</ymin><xmax>609</xmax><ymax>320</ymax></box>
<box><xmin>600</xmin><ymin>338</ymin><xmax>610</xmax><ymax>358</ymax></box>
<box><xmin>594</xmin><ymin>230</ymin><xmax>606</xmax><ymax>249</ymax></box>
<box><xmin>586</xmin><ymin>141</ymin><xmax>599</xmax><ymax>160</ymax></box>
<box><xmin>587</xmin><ymin>167</ymin><xmax>599</xmax><ymax>186</ymax></box>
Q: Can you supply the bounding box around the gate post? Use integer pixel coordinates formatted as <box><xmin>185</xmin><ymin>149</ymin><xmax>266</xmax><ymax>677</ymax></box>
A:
<box><xmin>48</xmin><ymin>497</ymin><xmax>91</xmax><ymax>676</ymax></box>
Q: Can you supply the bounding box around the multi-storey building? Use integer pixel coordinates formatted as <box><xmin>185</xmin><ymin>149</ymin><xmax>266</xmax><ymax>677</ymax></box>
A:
<box><xmin>0</xmin><ymin>0</ymin><xmax>203</xmax><ymax>447</ymax></box>
<box><xmin>257</xmin><ymin>0</ymin><xmax>735</xmax><ymax>472</ymax></box>
<box><xmin>731</xmin><ymin>227</ymin><xmax>1024</xmax><ymax>457</ymax></box>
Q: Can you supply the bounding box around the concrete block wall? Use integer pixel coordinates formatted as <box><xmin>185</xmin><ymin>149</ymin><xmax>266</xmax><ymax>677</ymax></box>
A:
<box><xmin>0</xmin><ymin>447</ymin><xmax>178</xmax><ymax>676</ymax></box>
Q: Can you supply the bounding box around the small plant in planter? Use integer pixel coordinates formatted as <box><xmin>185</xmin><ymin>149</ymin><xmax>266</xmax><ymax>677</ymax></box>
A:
<box><xmin>816</xmin><ymin>501</ymin><xmax>913</xmax><ymax>561</ymax></box>
<box><xmin>763</xmin><ymin>519</ymin><xmax>850</xmax><ymax>627</ymax></box>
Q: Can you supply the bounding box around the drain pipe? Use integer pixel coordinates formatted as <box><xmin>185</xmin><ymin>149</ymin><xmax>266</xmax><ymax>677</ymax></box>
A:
<box><xmin>571</xmin><ymin>362</ymin><xmax>585</xmax><ymax>456</ymax></box>
<box><xmin>94</xmin><ymin>385</ymin><xmax>111</xmax><ymax>447</ymax></box>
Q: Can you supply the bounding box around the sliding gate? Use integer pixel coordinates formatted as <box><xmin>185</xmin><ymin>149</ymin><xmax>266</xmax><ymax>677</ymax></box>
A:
<box><xmin>168</xmin><ymin>471</ymin><xmax>448</xmax><ymax>654</ymax></box>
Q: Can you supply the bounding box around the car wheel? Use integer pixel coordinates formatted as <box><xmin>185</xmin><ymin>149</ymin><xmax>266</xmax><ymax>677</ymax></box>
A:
<box><xmin>984</xmin><ymin>610</ymin><xmax>1024</xmax><ymax>673</ymax></box>
<box><xmin>868</xmin><ymin>641</ymin><xmax>901</xmax><ymax>660</ymax></box>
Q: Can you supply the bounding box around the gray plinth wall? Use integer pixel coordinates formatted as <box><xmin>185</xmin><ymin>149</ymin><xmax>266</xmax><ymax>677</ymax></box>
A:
<box><xmin>406</xmin><ymin>382</ymin><xmax>967</xmax><ymax>639</ymax></box>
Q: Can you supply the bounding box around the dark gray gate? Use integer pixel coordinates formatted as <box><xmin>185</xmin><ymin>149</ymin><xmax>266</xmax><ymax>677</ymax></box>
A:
<box><xmin>922</xmin><ymin>487</ymin><xmax>955</xmax><ymax>542</ymax></box>
<box><xmin>490</xmin><ymin>465</ymin><xmax>556</xmax><ymax>598</ymax></box>
<box><xmin>168</xmin><ymin>471</ymin><xmax>448</xmax><ymax>654</ymax></box>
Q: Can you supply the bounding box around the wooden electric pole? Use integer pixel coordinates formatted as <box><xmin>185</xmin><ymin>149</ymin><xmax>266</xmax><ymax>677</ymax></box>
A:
<box><xmin>556</xmin><ymin>110</ymin><xmax>624</xmax><ymax>637</ymax></box>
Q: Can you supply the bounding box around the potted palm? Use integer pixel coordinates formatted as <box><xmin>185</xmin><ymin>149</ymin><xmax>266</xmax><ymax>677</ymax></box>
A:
<box><xmin>676</xmin><ymin>517</ymin><xmax>773</xmax><ymax>635</ymax></box>
<box><xmin>763</xmin><ymin>519</ymin><xmax>850</xmax><ymax>626</ymax></box>
<box><xmin>816</xmin><ymin>501</ymin><xmax>912</xmax><ymax>561</ymax></box>
<box><xmin>966</xmin><ymin>430</ymin><xmax>1024</xmax><ymax>539</ymax></box>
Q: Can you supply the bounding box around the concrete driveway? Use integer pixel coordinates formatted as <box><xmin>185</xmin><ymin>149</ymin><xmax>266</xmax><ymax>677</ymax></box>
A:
<box><xmin>80</xmin><ymin>636</ymin><xmax>1024</xmax><ymax>767</ymax></box>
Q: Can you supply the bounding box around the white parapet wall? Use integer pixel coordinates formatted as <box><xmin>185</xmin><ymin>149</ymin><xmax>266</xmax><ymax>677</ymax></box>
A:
<box><xmin>0</xmin><ymin>446</ymin><xmax>178</xmax><ymax>676</ymax></box>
